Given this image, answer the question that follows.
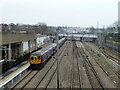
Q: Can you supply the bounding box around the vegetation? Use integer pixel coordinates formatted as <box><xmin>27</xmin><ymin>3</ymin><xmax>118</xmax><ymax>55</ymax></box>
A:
<box><xmin>89</xmin><ymin>26</ymin><xmax>96</xmax><ymax>34</ymax></box>
<box><xmin>0</xmin><ymin>22</ymin><xmax>56</xmax><ymax>35</ymax></box>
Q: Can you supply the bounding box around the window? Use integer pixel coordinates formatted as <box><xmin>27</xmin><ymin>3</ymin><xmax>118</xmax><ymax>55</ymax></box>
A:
<box><xmin>35</xmin><ymin>56</ymin><xmax>37</xmax><ymax>60</ymax></box>
<box><xmin>31</xmin><ymin>56</ymin><xmax>33</xmax><ymax>60</ymax></box>
<box><xmin>38</xmin><ymin>56</ymin><xmax>40</xmax><ymax>60</ymax></box>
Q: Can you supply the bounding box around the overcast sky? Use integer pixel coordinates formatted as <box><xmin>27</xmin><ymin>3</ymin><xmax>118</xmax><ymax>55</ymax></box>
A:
<box><xmin>0</xmin><ymin>0</ymin><xmax>119</xmax><ymax>27</ymax></box>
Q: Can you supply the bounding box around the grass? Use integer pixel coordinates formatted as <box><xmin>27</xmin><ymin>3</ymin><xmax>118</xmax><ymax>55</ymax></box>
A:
<box><xmin>84</xmin><ymin>43</ymin><xmax>119</xmax><ymax>74</ymax></box>
<box><xmin>83</xmin><ymin>43</ymin><xmax>120</xmax><ymax>87</ymax></box>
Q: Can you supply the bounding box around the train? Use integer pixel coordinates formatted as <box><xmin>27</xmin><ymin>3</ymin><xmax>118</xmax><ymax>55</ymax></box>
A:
<box><xmin>29</xmin><ymin>38</ymin><xmax>66</xmax><ymax>69</ymax></box>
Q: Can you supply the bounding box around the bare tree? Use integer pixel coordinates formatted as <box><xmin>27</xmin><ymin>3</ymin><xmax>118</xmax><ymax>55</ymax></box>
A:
<box><xmin>1</xmin><ymin>24</ymin><xmax>9</xmax><ymax>32</ymax></box>
<box><xmin>37</xmin><ymin>22</ymin><xmax>48</xmax><ymax>34</ymax></box>
<box><xmin>89</xmin><ymin>26</ymin><xmax>95</xmax><ymax>34</ymax></box>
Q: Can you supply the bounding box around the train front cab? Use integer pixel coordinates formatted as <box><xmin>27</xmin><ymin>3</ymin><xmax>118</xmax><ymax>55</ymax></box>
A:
<box><xmin>30</xmin><ymin>55</ymin><xmax>43</xmax><ymax>69</ymax></box>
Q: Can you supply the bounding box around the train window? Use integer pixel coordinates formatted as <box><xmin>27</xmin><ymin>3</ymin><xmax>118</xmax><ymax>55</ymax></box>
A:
<box><xmin>35</xmin><ymin>56</ymin><xmax>37</xmax><ymax>60</ymax></box>
<box><xmin>38</xmin><ymin>56</ymin><xmax>40</xmax><ymax>60</ymax></box>
<box><xmin>31</xmin><ymin>56</ymin><xmax>33</xmax><ymax>60</ymax></box>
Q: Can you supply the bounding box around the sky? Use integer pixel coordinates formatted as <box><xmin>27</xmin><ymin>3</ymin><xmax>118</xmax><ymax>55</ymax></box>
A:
<box><xmin>0</xmin><ymin>0</ymin><xmax>119</xmax><ymax>27</ymax></box>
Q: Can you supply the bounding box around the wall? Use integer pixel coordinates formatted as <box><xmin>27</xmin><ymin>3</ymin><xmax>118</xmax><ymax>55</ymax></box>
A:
<box><xmin>1</xmin><ymin>32</ymin><xmax>36</xmax><ymax>45</ymax></box>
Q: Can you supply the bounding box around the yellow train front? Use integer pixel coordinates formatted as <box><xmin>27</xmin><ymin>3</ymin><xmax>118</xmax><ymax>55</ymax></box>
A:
<box><xmin>30</xmin><ymin>54</ymin><xmax>42</xmax><ymax>69</ymax></box>
<box><xmin>29</xmin><ymin>43</ymin><xmax>57</xmax><ymax>69</ymax></box>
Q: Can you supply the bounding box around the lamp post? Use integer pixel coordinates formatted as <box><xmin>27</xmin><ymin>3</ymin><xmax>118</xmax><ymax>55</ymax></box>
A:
<box><xmin>67</xmin><ymin>33</ymin><xmax>68</xmax><ymax>56</ymax></box>
<box><xmin>56</xmin><ymin>27</ymin><xmax>59</xmax><ymax>89</ymax></box>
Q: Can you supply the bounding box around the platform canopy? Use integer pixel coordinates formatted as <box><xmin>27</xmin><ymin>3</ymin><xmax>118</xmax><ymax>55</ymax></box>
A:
<box><xmin>59</xmin><ymin>34</ymin><xmax>97</xmax><ymax>38</ymax></box>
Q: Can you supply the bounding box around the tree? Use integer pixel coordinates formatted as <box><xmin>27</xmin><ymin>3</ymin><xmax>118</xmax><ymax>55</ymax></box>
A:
<box><xmin>89</xmin><ymin>26</ymin><xmax>95</xmax><ymax>34</ymax></box>
<box><xmin>107</xmin><ymin>21</ymin><xmax>118</xmax><ymax>34</ymax></box>
<box><xmin>36</xmin><ymin>22</ymin><xmax>48</xmax><ymax>34</ymax></box>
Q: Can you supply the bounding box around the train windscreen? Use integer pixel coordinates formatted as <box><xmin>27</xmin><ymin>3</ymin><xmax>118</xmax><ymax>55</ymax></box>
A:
<box><xmin>35</xmin><ymin>56</ymin><xmax>37</xmax><ymax>60</ymax></box>
<box><xmin>31</xmin><ymin>56</ymin><xmax>33</xmax><ymax>60</ymax></box>
<box><xmin>38</xmin><ymin>56</ymin><xmax>40</xmax><ymax>60</ymax></box>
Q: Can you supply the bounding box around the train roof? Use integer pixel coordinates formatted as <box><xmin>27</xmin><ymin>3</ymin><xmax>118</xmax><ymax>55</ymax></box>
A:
<box><xmin>58</xmin><ymin>38</ymin><xmax>65</xmax><ymax>43</ymax></box>
<box><xmin>32</xmin><ymin>43</ymin><xmax>56</xmax><ymax>55</ymax></box>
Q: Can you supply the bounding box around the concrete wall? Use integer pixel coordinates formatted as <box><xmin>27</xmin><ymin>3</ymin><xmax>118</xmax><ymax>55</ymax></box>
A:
<box><xmin>1</xmin><ymin>32</ymin><xmax>36</xmax><ymax>45</ymax></box>
<box><xmin>0</xmin><ymin>32</ymin><xmax>2</xmax><ymax>60</ymax></box>
<box><xmin>1</xmin><ymin>32</ymin><xmax>37</xmax><ymax>60</ymax></box>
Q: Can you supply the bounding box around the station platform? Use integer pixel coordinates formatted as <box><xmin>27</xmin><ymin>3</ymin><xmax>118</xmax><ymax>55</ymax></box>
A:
<box><xmin>0</xmin><ymin>40</ymin><xmax>53</xmax><ymax>88</ymax></box>
<box><xmin>0</xmin><ymin>60</ymin><xmax>30</xmax><ymax>88</ymax></box>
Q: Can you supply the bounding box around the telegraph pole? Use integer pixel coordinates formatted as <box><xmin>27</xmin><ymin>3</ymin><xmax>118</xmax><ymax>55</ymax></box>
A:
<box><xmin>56</xmin><ymin>27</ymin><xmax>59</xmax><ymax>89</ymax></box>
<box><xmin>97</xmin><ymin>22</ymin><xmax>101</xmax><ymax>56</ymax></box>
<box><xmin>67</xmin><ymin>33</ymin><xmax>68</xmax><ymax>56</ymax></box>
<box><xmin>88</xmin><ymin>31</ymin><xmax>90</xmax><ymax>46</ymax></box>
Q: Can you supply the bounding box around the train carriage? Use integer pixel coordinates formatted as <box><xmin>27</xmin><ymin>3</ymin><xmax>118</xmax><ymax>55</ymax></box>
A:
<box><xmin>30</xmin><ymin>43</ymin><xmax>56</xmax><ymax>69</ymax></box>
<box><xmin>58</xmin><ymin>38</ymin><xmax>66</xmax><ymax>47</ymax></box>
<box><xmin>29</xmin><ymin>38</ymin><xmax>66</xmax><ymax>69</ymax></box>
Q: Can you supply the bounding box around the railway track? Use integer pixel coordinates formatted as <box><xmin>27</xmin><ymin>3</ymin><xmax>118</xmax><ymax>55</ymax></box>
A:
<box><xmin>76</xmin><ymin>54</ymin><xmax>82</xmax><ymax>89</ymax></box>
<box><xmin>46</xmin><ymin>40</ymin><xmax>73</xmax><ymax>88</ymax></box>
<box><xmin>86</xmin><ymin>42</ymin><xmax>119</xmax><ymax>65</ymax></box>
<box><xmin>88</xmin><ymin>42</ymin><xmax>119</xmax><ymax>65</ymax></box>
<box><xmin>102</xmin><ymin>49</ymin><xmax>119</xmax><ymax>64</ymax></box>
<box><xmin>77</xmin><ymin>42</ymin><xmax>104</xmax><ymax>89</ymax></box>
<box><xmin>70</xmin><ymin>41</ymin><xmax>74</xmax><ymax>89</ymax></box>
<box><xmin>10</xmin><ymin>42</ymin><xmax>67</xmax><ymax>89</ymax></box>
<box><xmin>85</xmin><ymin>42</ymin><xmax>120</xmax><ymax>73</ymax></box>
<box><xmin>36</xmin><ymin>43</ymin><xmax>67</xmax><ymax>89</ymax></box>
<box><xmin>71</xmin><ymin>41</ymin><xmax>82</xmax><ymax>89</ymax></box>
<box><xmin>84</xmin><ymin>42</ymin><xmax>119</xmax><ymax>87</ymax></box>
